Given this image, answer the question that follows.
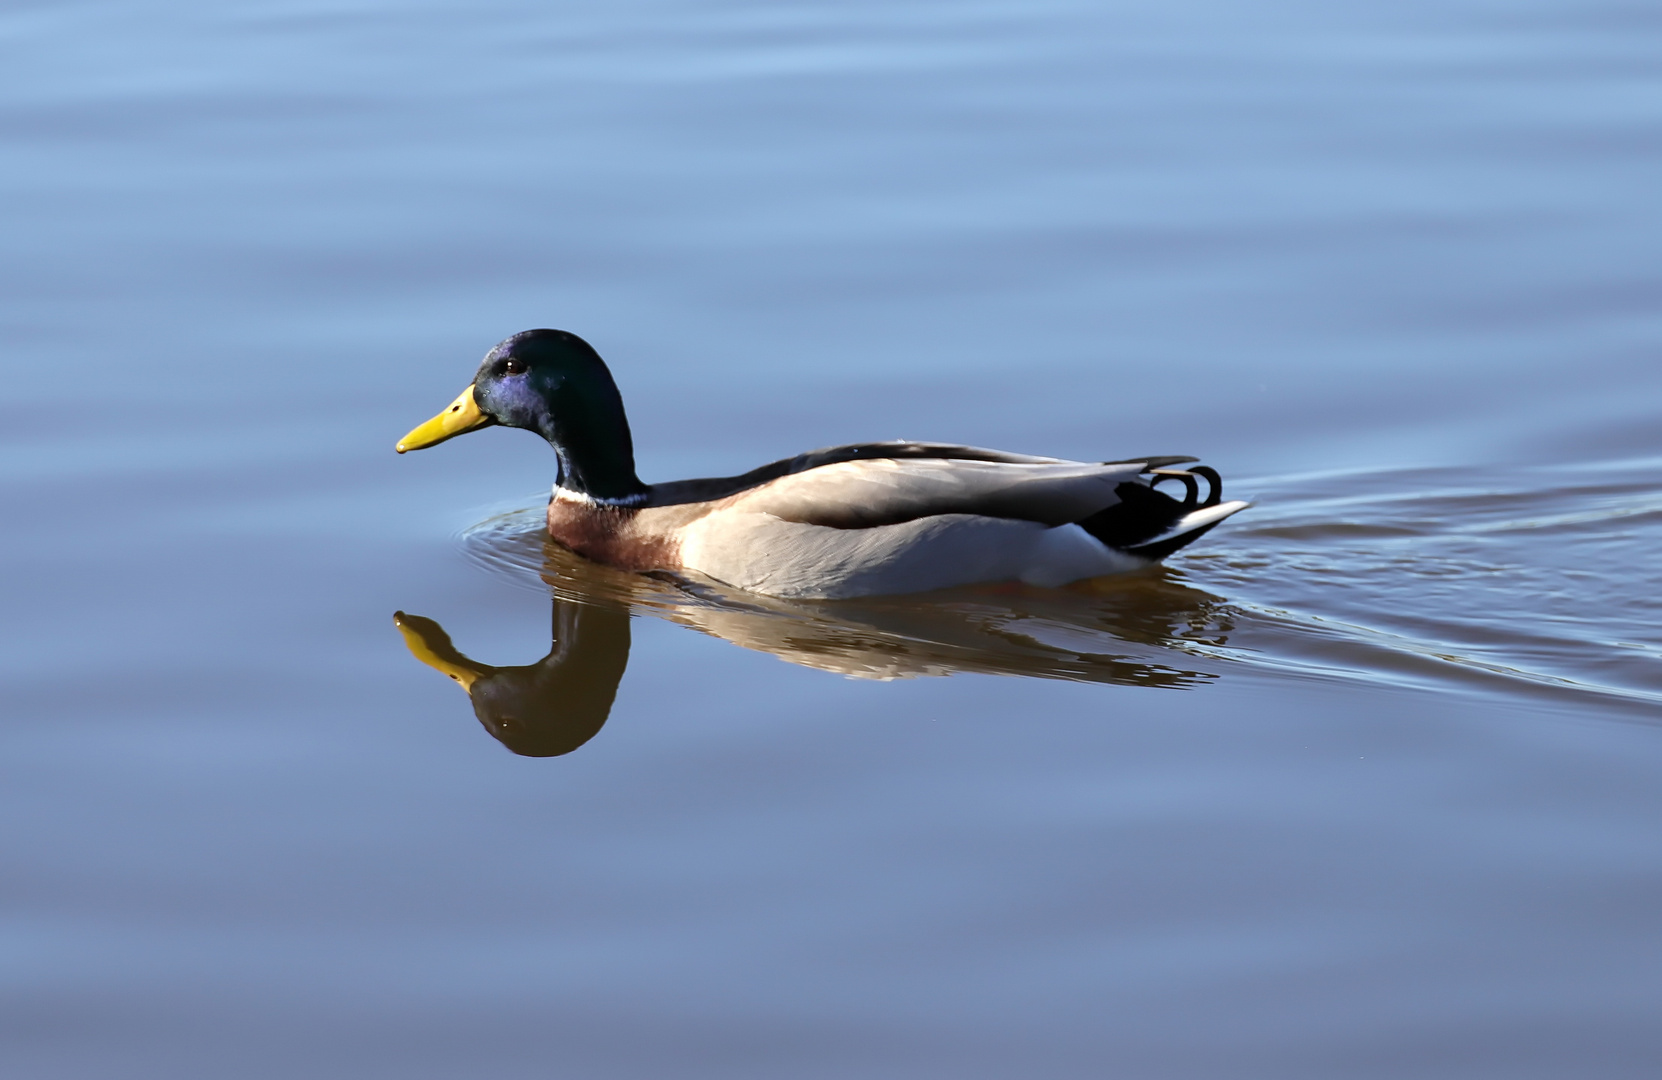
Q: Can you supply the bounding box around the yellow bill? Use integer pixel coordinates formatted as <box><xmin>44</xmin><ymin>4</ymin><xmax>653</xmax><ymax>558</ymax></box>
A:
<box><xmin>396</xmin><ymin>384</ymin><xmax>493</xmax><ymax>453</ymax></box>
<box><xmin>393</xmin><ymin>611</ymin><xmax>492</xmax><ymax>692</ymax></box>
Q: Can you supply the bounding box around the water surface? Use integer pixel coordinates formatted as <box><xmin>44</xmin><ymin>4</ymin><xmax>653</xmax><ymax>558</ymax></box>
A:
<box><xmin>3</xmin><ymin>0</ymin><xmax>1661</xmax><ymax>1076</ymax></box>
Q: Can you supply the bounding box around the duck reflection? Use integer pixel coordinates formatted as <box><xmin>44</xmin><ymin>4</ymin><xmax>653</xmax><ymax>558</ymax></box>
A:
<box><xmin>394</xmin><ymin>602</ymin><xmax>629</xmax><ymax>757</ymax></box>
<box><xmin>399</xmin><ymin>526</ymin><xmax>1239</xmax><ymax>757</ymax></box>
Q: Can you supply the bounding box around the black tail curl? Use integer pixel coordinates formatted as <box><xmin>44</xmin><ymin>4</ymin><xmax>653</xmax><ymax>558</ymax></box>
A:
<box><xmin>1077</xmin><ymin>465</ymin><xmax>1225</xmax><ymax>556</ymax></box>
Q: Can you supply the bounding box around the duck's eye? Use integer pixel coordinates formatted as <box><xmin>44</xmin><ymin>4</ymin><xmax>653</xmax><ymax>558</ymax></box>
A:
<box><xmin>503</xmin><ymin>358</ymin><xmax>527</xmax><ymax>376</ymax></box>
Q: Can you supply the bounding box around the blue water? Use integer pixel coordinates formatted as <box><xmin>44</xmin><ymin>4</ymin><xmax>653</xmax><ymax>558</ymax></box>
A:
<box><xmin>3</xmin><ymin>0</ymin><xmax>1661</xmax><ymax>1075</ymax></box>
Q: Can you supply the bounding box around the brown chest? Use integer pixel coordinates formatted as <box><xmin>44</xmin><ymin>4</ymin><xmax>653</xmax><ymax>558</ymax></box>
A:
<box><xmin>546</xmin><ymin>499</ymin><xmax>680</xmax><ymax>572</ymax></box>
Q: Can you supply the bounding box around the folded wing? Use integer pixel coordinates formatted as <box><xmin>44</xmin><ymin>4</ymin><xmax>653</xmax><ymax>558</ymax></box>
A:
<box><xmin>730</xmin><ymin>455</ymin><xmax>1178</xmax><ymax>536</ymax></box>
<box><xmin>646</xmin><ymin>440</ymin><xmax>1196</xmax><ymax>508</ymax></box>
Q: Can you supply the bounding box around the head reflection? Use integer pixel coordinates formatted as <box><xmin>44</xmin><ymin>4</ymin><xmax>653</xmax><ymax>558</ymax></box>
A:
<box><xmin>395</xmin><ymin>601</ymin><xmax>630</xmax><ymax>757</ymax></box>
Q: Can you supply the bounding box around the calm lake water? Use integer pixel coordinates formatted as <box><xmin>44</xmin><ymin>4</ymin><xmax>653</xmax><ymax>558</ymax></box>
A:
<box><xmin>4</xmin><ymin>0</ymin><xmax>1661</xmax><ymax>1076</ymax></box>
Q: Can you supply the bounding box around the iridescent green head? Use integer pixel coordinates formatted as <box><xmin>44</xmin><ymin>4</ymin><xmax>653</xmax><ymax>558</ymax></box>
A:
<box><xmin>397</xmin><ymin>329</ymin><xmax>646</xmax><ymax>501</ymax></box>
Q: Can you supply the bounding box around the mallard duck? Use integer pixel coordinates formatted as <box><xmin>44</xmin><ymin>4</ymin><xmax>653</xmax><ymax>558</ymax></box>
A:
<box><xmin>397</xmin><ymin>329</ymin><xmax>1249</xmax><ymax>599</ymax></box>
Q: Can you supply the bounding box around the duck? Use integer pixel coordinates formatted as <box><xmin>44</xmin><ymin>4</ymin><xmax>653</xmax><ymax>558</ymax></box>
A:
<box><xmin>396</xmin><ymin>329</ymin><xmax>1249</xmax><ymax>599</ymax></box>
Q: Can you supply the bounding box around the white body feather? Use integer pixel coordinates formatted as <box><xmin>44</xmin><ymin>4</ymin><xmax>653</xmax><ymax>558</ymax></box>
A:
<box><xmin>677</xmin><ymin>511</ymin><xmax>1144</xmax><ymax>599</ymax></box>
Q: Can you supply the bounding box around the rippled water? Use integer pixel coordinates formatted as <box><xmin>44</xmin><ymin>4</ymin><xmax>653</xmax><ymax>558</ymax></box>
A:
<box><xmin>1215</xmin><ymin>458</ymin><xmax>1662</xmax><ymax>708</ymax></box>
<box><xmin>4</xmin><ymin>0</ymin><xmax>1662</xmax><ymax>1076</ymax></box>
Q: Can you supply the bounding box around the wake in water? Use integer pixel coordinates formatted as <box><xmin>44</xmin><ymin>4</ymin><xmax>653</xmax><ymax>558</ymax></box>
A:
<box><xmin>1199</xmin><ymin>457</ymin><xmax>1662</xmax><ymax>713</ymax></box>
<box><xmin>453</xmin><ymin>458</ymin><xmax>1662</xmax><ymax>715</ymax></box>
